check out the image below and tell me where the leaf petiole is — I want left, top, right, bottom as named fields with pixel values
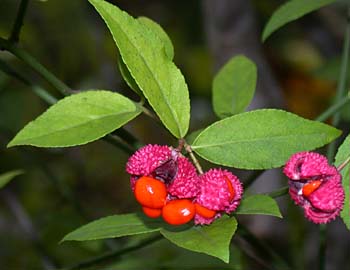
left=184, top=142, right=204, bottom=175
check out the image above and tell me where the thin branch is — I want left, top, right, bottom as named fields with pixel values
left=0, top=37, right=70, bottom=95
left=0, top=58, right=57, bottom=104
left=315, top=93, right=350, bottom=122
left=8, top=0, right=30, bottom=43
left=184, top=142, right=204, bottom=174
left=59, top=234, right=162, bottom=270
left=177, top=138, right=185, bottom=151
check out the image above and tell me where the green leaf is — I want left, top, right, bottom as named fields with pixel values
left=117, top=57, right=142, bottom=96
left=192, top=109, right=341, bottom=169
left=138, top=16, right=174, bottom=60
left=235, top=194, right=282, bottom=218
left=334, top=134, right=350, bottom=230
left=117, top=16, right=174, bottom=96
left=8, top=90, right=141, bottom=147
left=89, top=0, right=190, bottom=138
left=262, top=0, right=336, bottom=42
left=161, top=216, right=237, bottom=263
left=62, top=213, right=163, bottom=242
left=0, top=170, right=24, bottom=189
left=213, top=55, right=257, bottom=118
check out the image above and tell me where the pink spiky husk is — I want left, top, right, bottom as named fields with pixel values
left=284, top=151, right=337, bottom=180
left=194, top=168, right=243, bottom=225
left=167, top=156, right=200, bottom=199
left=194, top=212, right=222, bottom=225
left=126, top=144, right=172, bottom=177
left=284, top=151, right=345, bottom=224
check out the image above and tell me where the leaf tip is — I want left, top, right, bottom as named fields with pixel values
left=60, top=233, right=72, bottom=244
left=221, top=255, right=230, bottom=264
left=58, top=238, right=65, bottom=244
left=261, top=28, right=270, bottom=43
left=7, top=139, right=17, bottom=148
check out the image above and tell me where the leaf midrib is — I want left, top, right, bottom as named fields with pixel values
left=193, top=227, right=220, bottom=249
left=66, top=224, right=160, bottom=239
left=13, top=111, right=139, bottom=143
left=193, top=132, right=328, bottom=149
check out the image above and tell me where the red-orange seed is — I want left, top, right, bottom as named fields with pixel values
left=224, top=176, right=235, bottom=201
left=142, top=206, right=162, bottom=218
left=195, top=203, right=216, bottom=219
left=302, top=180, right=322, bottom=197
left=162, top=199, right=195, bottom=225
left=134, top=176, right=167, bottom=209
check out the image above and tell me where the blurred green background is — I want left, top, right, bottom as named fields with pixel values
left=1, top=0, right=350, bottom=269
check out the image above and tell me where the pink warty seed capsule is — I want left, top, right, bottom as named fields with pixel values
left=194, top=168, right=243, bottom=225
left=284, top=151, right=345, bottom=224
left=194, top=212, right=222, bottom=225
left=167, top=156, right=200, bottom=199
left=283, top=151, right=338, bottom=180
left=126, top=144, right=172, bottom=177
left=307, top=174, right=344, bottom=213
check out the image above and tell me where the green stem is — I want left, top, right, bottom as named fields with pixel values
left=315, top=94, right=350, bottom=122
left=0, top=37, right=70, bottom=95
left=0, top=58, right=57, bottom=104
left=9, top=0, right=29, bottom=43
left=327, top=5, right=350, bottom=161
left=60, top=234, right=162, bottom=270
left=184, top=142, right=204, bottom=174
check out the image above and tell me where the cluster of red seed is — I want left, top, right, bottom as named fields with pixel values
left=126, top=144, right=243, bottom=226
left=133, top=175, right=196, bottom=225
